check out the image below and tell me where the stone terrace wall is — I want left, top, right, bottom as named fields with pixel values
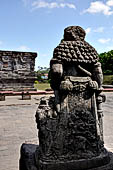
left=0, top=50, right=37, bottom=91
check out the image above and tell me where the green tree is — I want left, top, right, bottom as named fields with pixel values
left=99, top=50, right=113, bottom=75
left=36, top=66, right=50, bottom=83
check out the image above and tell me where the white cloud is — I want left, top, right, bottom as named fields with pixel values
left=31, top=1, right=76, bottom=10
left=83, top=1, right=113, bottom=16
left=32, top=1, right=57, bottom=8
left=106, top=0, right=113, bottom=7
left=60, top=3, right=65, bottom=8
left=85, top=27, right=91, bottom=34
left=98, top=38, right=111, bottom=44
left=66, top=3, right=76, bottom=9
left=94, top=27, right=104, bottom=33
left=85, top=27, right=105, bottom=34
left=18, top=45, right=30, bottom=51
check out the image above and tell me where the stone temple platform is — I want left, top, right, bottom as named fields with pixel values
left=0, top=50, right=37, bottom=91
left=0, top=93, right=113, bottom=170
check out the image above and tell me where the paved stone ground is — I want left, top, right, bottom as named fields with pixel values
left=0, top=95, right=41, bottom=170
left=0, top=93, right=113, bottom=170
left=103, top=92, right=113, bottom=152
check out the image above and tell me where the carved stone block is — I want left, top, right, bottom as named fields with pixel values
left=19, top=144, right=37, bottom=170
left=0, top=50, right=37, bottom=91
left=0, top=93, right=5, bottom=101
left=22, top=92, right=31, bottom=100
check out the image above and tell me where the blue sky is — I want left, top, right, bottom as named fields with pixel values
left=0, top=0, right=113, bottom=70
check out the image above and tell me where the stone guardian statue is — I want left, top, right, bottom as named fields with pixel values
left=35, top=26, right=110, bottom=170
left=20, top=26, right=112, bottom=170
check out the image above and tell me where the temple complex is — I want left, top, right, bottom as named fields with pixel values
left=0, top=50, right=37, bottom=91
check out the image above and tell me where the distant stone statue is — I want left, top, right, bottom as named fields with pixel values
left=20, top=26, right=112, bottom=170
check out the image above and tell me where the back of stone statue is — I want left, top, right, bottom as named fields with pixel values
left=34, top=26, right=110, bottom=170
left=20, top=26, right=111, bottom=170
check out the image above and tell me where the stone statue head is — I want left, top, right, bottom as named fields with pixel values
left=64, top=26, right=86, bottom=41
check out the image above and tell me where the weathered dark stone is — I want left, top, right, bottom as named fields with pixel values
left=20, top=26, right=112, bottom=170
left=20, top=144, right=113, bottom=170
left=51, top=26, right=98, bottom=66
left=35, top=26, right=110, bottom=169
left=0, top=93, right=5, bottom=101
left=22, top=92, right=31, bottom=100
left=0, top=50, right=37, bottom=91
left=19, top=144, right=38, bottom=170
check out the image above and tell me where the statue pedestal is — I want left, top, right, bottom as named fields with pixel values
left=20, top=144, right=113, bottom=170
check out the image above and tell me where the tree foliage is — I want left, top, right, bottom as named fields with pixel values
left=36, top=66, right=50, bottom=82
left=99, top=50, right=113, bottom=75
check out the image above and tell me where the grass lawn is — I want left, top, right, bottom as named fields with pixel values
left=103, top=75, right=113, bottom=85
left=34, top=75, right=113, bottom=90
left=34, top=83, right=50, bottom=90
